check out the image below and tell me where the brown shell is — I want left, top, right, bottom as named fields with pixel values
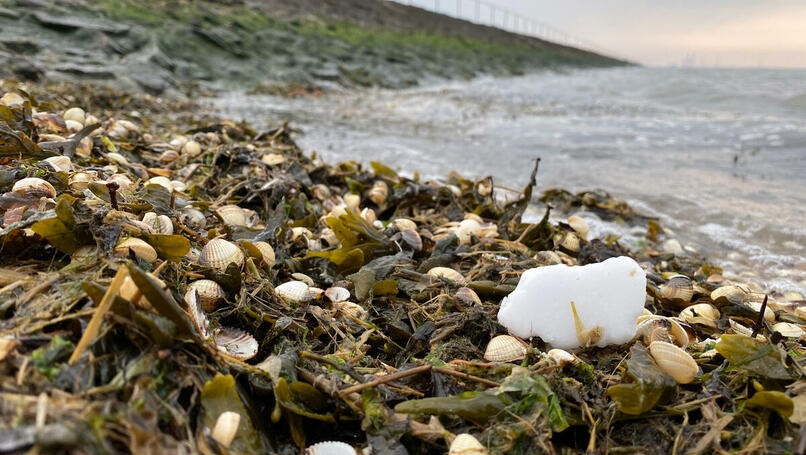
left=251, top=241, right=276, bottom=267
left=454, top=287, right=481, bottom=307
left=187, top=279, right=226, bottom=312
left=427, top=267, right=466, bottom=284
left=114, top=238, right=158, bottom=263
left=367, top=180, right=388, bottom=205
left=215, top=326, right=258, bottom=361
left=547, top=348, right=577, bottom=367
left=649, top=341, right=699, bottom=384
left=12, top=177, right=57, bottom=199
left=199, top=238, right=244, bottom=273
left=635, top=316, right=690, bottom=348
left=659, top=275, right=695, bottom=304
left=484, top=335, right=528, bottom=362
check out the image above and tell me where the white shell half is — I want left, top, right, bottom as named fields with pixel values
left=199, top=238, right=244, bottom=273
left=305, top=441, right=357, bottom=455
left=276, top=280, right=314, bottom=303
left=215, top=327, right=258, bottom=361
left=484, top=335, right=527, bottom=362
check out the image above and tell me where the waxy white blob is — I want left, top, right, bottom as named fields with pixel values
left=497, top=256, right=646, bottom=349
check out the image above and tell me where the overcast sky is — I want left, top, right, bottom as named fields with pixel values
left=403, top=0, right=806, bottom=67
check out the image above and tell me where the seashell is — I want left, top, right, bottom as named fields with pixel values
left=399, top=229, right=422, bottom=251
left=556, top=231, right=581, bottom=253
left=199, top=238, right=244, bottom=273
left=743, top=299, right=775, bottom=324
left=455, top=219, right=481, bottom=245
left=291, top=273, right=315, bottom=287
left=12, top=177, right=57, bottom=199
left=0, top=92, right=25, bottom=107
left=476, top=176, right=493, bottom=197
left=449, top=433, right=487, bottom=455
left=169, top=136, right=188, bottom=149
left=106, top=152, right=129, bottom=166
left=179, top=207, right=206, bottom=230
left=311, top=184, right=331, bottom=201
left=659, top=275, right=694, bottom=304
left=534, top=250, right=564, bottom=266
left=42, top=156, right=72, bottom=172
left=454, top=287, right=481, bottom=306
left=261, top=153, right=285, bottom=166
left=393, top=218, right=417, bottom=232
left=711, top=285, right=749, bottom=307
left=427, top=267, right=466, bottom=284
left=216, top=204, right=259, bottom=227
left=184, top=287, right=210, bottom=338
left=114, top=238, right=158, bottom=263
left=547, top=348, right=577, bottom=367
left=181, top=140, right=201, bottom=156
left=158, top=149, right=180, bottom=164
left=68, top=171, right=96, bottom=192
left=484, top=335, right=528, bottom=362
left=63, top=107, right=86, bottom=123
left=648, top=341, right=699, bottom=384
left=567, top=215, right=589, bottom=240
left=108, top=173, right=135, bottom=190
left=211, top=411, right=240, bottom=448
left=772, top=322, right=805, bottom=338
left=76, top=136, right=93, bottom=157
left=727, top=319, right=766, bottom=341
left=662, top=239, right=684, bottom=255
left=290, top=227, right=313, bottom=242
left=343, top=193, right=360, bottom=210
left=251, top=241, right=276, bottom=267
left=275, top=280, right=314, bottom=304
left=215, top=326, right=258, bottom=361
left=305, top=441, right=357, bottom=455
left=141, top=212, right=173, bottom=235
left=325, top=287, right=351, bottom=303
left=679, top=303, right=720, bottom=328
left=65, top=119, right=83, bottom=133
left=367, top=180, right=388, bottom=205
left=635, top=316, right=689, bottom=348
left=360, top=207, right=376, bottom=224
left=334, top=301, right=367, bottom=320
left=187, top=280, right=226, bottom=312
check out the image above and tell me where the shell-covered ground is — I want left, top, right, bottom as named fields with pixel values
left=0, top=82, right=804, bottom=454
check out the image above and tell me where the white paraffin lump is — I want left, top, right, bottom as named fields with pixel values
left=497, top=256, right=646, bottom=349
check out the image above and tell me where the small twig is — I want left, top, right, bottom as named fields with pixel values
left=339, top=364, right=432, bottom=396
left=106, top=181, right=119, bottom=210
left=301, top=351, right=365, bottom=383
left=751, top=294, right=768, bottom=338
left=68, top=267, right=128, bottom=365
left=433, top=366, right=500, bottom=387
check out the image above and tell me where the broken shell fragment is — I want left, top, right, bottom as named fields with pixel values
left=199, top=238, right=244, bottom=273
left=215, top=326, right=258, bottom=360
left=42, top=156, right=72, bottom=172
left=12, top=177, right=57, bottom=199
left=324, top=286, right=351, bottom=303
left=648, top=341, right=699, bottom=384
left=114, top=238, right=158, bottom=263
left=449, top=433, right=488, bottom=455
left=427, top=267, right=466, bottom=284
left=187, top=280, right=226, bottom=312
left=211, top=411, right=240, bottom=449
left=484, top=335, right=528, bottom=362
left=275, top=280, right=314, bottom=303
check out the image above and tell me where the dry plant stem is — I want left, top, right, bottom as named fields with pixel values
left=751, top=294, right=768, bottom=338
left=301, top=351, right=365, bottom=383
left=68, top=266, right=129, bottom=364
left=297, top=367, right=363, bottom=414
left=432, top=366, right=500, bottom=387
left=174, top=220, right=208, bottom=244
left=339, top=364, right=432, bottom=396
left=17, top=275, right=59, bottom=306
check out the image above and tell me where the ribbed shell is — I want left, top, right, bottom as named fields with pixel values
left=649, top=341, right=699, bottom=384
left=427, top=267, right=466, bottom=284
left=251, top=241, right=276, bottom=267
left=557, top=231, right=581, bottom=253
left=275, top=280, right=314, bottom=303
left=367, top=180, right=388, bottom=205
left=215, top=326, right=258, bottom=361
left=635, top=316, right=690, bottom=348
left=547, top=348, right=577, bottom=367
left=43, top=156, right=72, bottom=172
left=305, top=441, right=357, bottom=455
left=199, top=238, right=244, bottom=273
left=114, top=238, right=158, bottom=263
left=659, top=275, right=695, bottom=303
left=449, top=433, right=488, bottom=455
left=142, top=212, right=173, bottom=235
left=12, top=177, right=57, bottom=199
left=184, top=289, right=210, bottom=339
left=216, top=205, right=258, bottom=227
left=325, top=286, right=351, bottom=303
left=484, top=335, right=528, bottom=362
left=567, top=215, right=589, bottom=240
left=711, top=285, right=749, bottom=307
left=187, top=280, right=226, bottom=312
left=211, top=411, right=240, bottom=448
left=454, top=287, right=481, bottom=306
left=772, top=322, right=805, bottom=338
left=679, top=303, right=720, bottom=328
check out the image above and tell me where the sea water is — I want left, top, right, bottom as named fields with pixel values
left=213, top=67, right=806, bottom=293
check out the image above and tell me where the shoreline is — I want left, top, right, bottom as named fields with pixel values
left=0, top=82, right=802, bottom=452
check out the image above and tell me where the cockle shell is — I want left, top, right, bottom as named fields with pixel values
left=547, top=348, right=577, bottom=367
left=199, top=238, right=244, bottom=273
left=142, top=212, right=173, bottom=235
left=635, top=316, right=689, bottom=348
left=63, top=107, right=85, bottom=123
left=187, top=280, right=226, bottom=312
left=427, top=267, right=466, bottom=284
left=484, top=335, right=528, bottom=362
left=399, top=229, right=422, bottom=251
left=367, top=180, right=388, bottom=205
left=275, top=280, right=314, bottom=303
left=455, top=219, right=481, bottom=245
left=181, top=140, right=201, bottom=156
left=648, top=341, right=699, bottom=384
left=215, top=326, right=258, bottom=360
left=42, top=156, right=72, bottom=172
left=12, top=177, right=56, bottom=199
left=454, top=287, right=481, bottom=307
left=711, top=285, right=749, bottom=307
left=393, top=218, right=417, bottom=232
left=659, top=275, right=695, bottom=304
left=216, top=205, right=258, bottom=227
left=184, top=288, right=210, bottom=339
left=449, top=433, right=488, bottom=455
left=679, top=303, right=720, bottom=328
left=114, top=238, right=158, bottom=263
left=772, top=322, right=805, bottom=338
left=556, top=231, right=581, bottom=253
left=305, top=441, right=357, bottom=455
left=567, top=215, right=589, bottom=240
left=68, top=171, right=96, bottom=192
left=211, top=411, right=240, bottom=448
left=250, top=241, right=276, bottom=267
left=158, top=150, right=179, bottom=164
left=179, top=207, right=206, bottom=230
left=343, top=193, right=360, bottom=210
left=333, top=301, right=367, bottom=320
left=0, top=92, right=25, bottom=107
left=325, top=286, right=351, bottom=303
left=65, top=119, right=83, bottom=133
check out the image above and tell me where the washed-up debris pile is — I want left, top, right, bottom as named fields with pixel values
left=0, top=84, right=803, bottom=454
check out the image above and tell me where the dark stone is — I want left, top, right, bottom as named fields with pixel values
left=53, top=63, right=116, bottom=79
left=1, top=39, right=41, bottom=54
left=33, top=11, right=130, bottom=35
